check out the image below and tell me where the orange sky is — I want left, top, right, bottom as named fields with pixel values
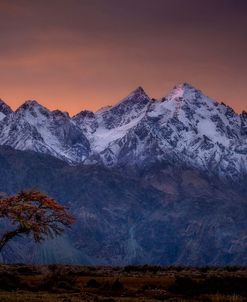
left=0, top=0, right=247, bottom=115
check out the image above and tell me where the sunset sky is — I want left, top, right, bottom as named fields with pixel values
left=0, top=0, right=246, bottom=115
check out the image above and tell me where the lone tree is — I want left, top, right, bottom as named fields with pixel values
left=0, top=191, right=74, bottom=252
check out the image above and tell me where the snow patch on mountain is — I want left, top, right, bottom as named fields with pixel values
left=0, top=112, right=5, bottom=121
left=197, top=119, right=228, bottom=146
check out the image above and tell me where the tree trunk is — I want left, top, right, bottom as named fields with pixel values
left=0, top=228, right=25, bottom=252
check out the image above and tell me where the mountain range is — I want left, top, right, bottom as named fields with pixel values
left=0, top=83, right=247, bottom=265
left=1, top=83, right=247, bottom=180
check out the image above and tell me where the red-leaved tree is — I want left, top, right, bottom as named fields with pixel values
left=0, top=191, right=74, bottom=252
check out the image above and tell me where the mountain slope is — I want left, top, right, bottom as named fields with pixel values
left=0, top=98, right=12, bottom=116
left=0, top=99, right=12, bottom=121
left=0, top=146, right=247, bottom=265
left=73, top=86, right=152, bottom=165
left=0, top=101, right=90, bottom=163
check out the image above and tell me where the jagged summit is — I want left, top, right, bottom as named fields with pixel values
left=15, top=99, right=49, bottom=114
left=126, top=86, right=150, bottom=100
left=130, top=86, right=147, bottom=96
left=174, top=82, right=200, bottom=91
left=176, top=82, right=197, bottom=90
left=73, top=110, right=95, bottom=119
left=20, top=99, right=41, bottom=107
left=0, top=98, right=13, bottom=115
left=111, top=86, right=150, bottom=109
left=164, top=82, right=204, bottom=101
left=52, top=109, right=70, bottom=119
left=0, top=83, right=221, bottom=116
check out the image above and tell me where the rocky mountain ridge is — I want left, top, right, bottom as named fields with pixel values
left=1, top=83, right=247, bottom=180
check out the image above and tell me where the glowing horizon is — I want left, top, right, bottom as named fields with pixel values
left=0, top=0, right=246, bottom=115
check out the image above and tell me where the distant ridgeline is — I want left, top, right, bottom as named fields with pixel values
left=0, top=83, right=247, bottom=265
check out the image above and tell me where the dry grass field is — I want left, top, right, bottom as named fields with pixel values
left=0, top=265, right=247, bottom=301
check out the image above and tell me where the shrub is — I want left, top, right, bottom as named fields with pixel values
left=111, top=279, right=124, bottom=291
left=86, top=279, right=101, bottom=288
left=0, top=271, right=23, bottom=291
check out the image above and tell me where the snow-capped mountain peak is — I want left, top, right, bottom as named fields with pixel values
left=166, top=82, right=196, bottom=100
left=0, top=99, right=90, bottom=163
left=96, top=87, right=151, bottom=127
left=16, top=99, right=44, bottom=110
left=15, top=100, right=51, bottom=119
left=118, top=86, right=149, bottom=104
left=1, top=84, right=247, bottom=179
left=127, top=86, right=149, bottom=99
left=163, top=82, right=214, bottom=105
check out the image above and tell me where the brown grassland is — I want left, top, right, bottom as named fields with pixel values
left=0, top=265, right=247, bottom=302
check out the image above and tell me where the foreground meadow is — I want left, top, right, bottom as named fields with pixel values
left=0, top=265, right=247, bottom=301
